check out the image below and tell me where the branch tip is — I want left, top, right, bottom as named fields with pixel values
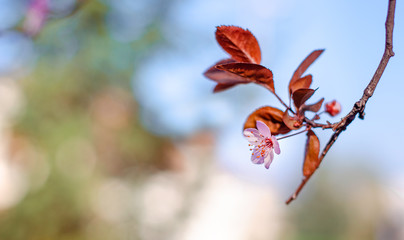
left=285, top=0, right=396, bottom=204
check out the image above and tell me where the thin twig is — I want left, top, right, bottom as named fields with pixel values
left=286, top=0, right=396, bottom=204
left=277, top=128, right=309, bottom=140
left=274, top=92, right=290, bottom=110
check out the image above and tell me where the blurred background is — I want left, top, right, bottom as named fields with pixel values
left=0, top=0, right=403, bottom=239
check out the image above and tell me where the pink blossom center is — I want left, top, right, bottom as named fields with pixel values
left=254, top=136, right=273, bottom=151
left=264, top=138, right=273, bottom=148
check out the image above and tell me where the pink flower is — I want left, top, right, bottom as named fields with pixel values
left=243, top=120, right=281, bottom=169
left=325, top=100, right=341, bottom=116
left=23, top=0, right=49, bottom=37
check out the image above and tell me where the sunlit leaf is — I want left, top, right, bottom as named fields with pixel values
left=216, top=63, right=275, bottom=93
left=215, top=25, right=261, bottom=64
left=290, top=49, right=324, bottom=84
left=204, top=59, right=250, bottom=92
left=301, top=98, right=324, bottom=113
left=244, top=106, right=291, bottom=135
left=303, top=130, right=320, bottom=177
left=292, top=88, right=316, bottom=109
left=289, top=75, right=312, bottom=96
left=204, top=59, right=249, bottom=84
left=282, top=110, right=303, bottom=130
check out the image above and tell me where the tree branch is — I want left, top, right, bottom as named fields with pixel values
left=305, top=117, right=335, bottom=129
left=286, top=0, right=396, bottom=205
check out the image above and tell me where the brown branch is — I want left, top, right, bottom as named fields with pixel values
left=305, top=117, right=335, bottom=129
left=286, top=0, right=396, bottom=205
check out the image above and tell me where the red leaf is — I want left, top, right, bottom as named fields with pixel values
left=216, top=63, right=275, bottom=93
left=292, top=88, right=316, bottom=109
left=213, top=83, right=238, bottom=92
left=204, top=59, right=250, bottom=84
left=290, top=49, right=324, bottom=84
left=215, top=26, right=261, bottom=64
left=282, top=110, right=303, bottom=130
left=204, top=59, right=250, bottom=92
left=289, top=75, right=312, bottom=96
left=244, top=106, right=291, bottom=135
left=301, top=98, right=324, bottom=113
left=303, top=130, right=320, bottom=177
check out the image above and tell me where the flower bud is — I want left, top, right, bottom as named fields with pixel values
left=325, top=100, right=341, bottom=116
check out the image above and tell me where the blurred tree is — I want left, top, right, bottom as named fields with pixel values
left=0, top=0, right=178, bottom=239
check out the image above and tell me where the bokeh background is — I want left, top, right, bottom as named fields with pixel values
left=0, top=0, right=403, bottom=239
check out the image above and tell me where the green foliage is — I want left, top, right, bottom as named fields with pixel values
left=0, top=0, right=171, bottom=239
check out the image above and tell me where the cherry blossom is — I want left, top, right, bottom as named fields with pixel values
left=243, top=120, right=281, bottom=169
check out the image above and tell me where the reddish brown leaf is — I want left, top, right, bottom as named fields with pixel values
left=290, top=49, right=324, bottom=84
left=303, top=130, right=320, bottom=177
left=244, top=106, right=291, bottom=135
left=282, top=110, right=303, bottom=130
left=215, top=26, right=261, bottom=64
left=216, top=63, right=275, bottom=93
left=292, top=88, right=316, bottom=109
left=301, top=98, right=324, bottom=113
left=204, top=59, right=250, bottom=84
left=213, top=83, right=238, bottom=92
left=289, top=75, right=312, bottom=96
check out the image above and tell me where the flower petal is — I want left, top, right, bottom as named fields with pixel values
left=256, top=120, right=271, bottom=137
left=264, top=151, right=274, bottom=169
left=251, top=155, right=264, bottom=164
left=243, top=128, right=262, bottom=144
left=272, top=136, right=281, bottom=155
left=251, top=147, right=265, bottom=164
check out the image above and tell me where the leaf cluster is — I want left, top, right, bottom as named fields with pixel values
left=204, top=26, right=338, bottom=188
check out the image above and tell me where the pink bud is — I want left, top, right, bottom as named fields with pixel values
left=325, top=100, right=341, bottom=116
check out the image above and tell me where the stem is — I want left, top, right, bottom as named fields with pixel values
left=277, top=129, right=309, bottom=140
left=304, top=117, right=334, bottom=129
left=286, top=0, right=396, bottom=204
left=274, top=92, right=289, bottom=109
